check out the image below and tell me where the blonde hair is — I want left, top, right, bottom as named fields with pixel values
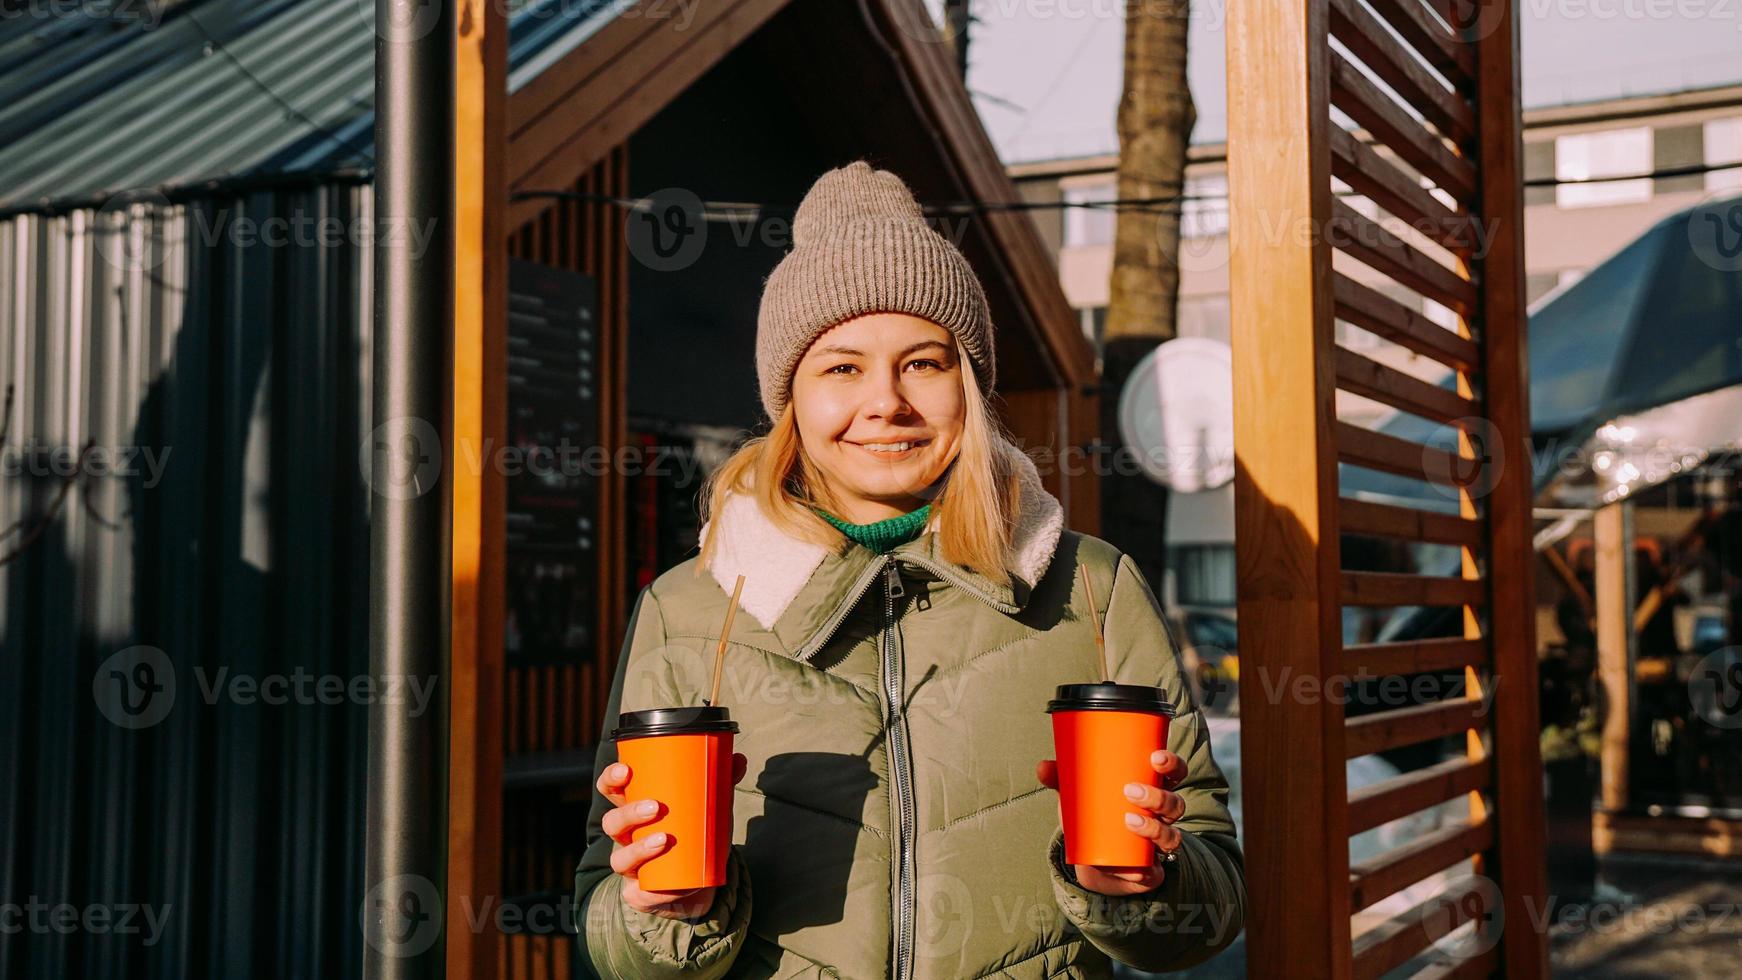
left=697, top=338, right=1022, bottom=585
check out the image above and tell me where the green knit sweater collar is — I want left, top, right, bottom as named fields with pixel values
left=812, top=503, right=932, bottom=554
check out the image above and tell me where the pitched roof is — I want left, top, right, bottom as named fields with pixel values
left=0, top=0, right=619, bottom=210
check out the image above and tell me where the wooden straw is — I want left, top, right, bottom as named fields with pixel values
left=706, top=574, right=746, bottom=707
left=1079, top=564, right=1109, bottom=684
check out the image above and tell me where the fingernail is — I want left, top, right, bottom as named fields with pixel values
left=637, top=800, right=657, bottom=816
left=1123, top=783, right=1145, bottom=800
left=647, top=832, right=667, bottom=847
left=610, top=763, right=627, bottom=779
left=1125, top=812, right=1144, bottom=829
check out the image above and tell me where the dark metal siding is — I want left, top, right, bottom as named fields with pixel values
left=0, top=182, right=375, bottom=979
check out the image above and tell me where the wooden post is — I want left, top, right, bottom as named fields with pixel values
left=1595, top=501, right=1632, bottom=814
left=1476, top=1, right=1551, bottom=971
left=1227, top=0, right=1351, bottom=975
left=449, top=0, right=507, bottom=976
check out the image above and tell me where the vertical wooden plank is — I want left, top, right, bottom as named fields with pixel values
left=1227, top=0, right=1350, bottom=976
left=1475, top=3, right=1550, bottom=975
left=1595, top=501, right=1631, bottom=813
left=601, top=147, right=631, bottom=715
left=450, top=0, right=508, bottom=976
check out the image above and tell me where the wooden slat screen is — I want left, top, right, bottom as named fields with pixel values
left=1229, top=0, right=1547, bottom=976
left=494, top=145, right=633, bottom=980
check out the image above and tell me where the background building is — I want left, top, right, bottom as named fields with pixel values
left=1005, top=82, right=1742, bottom=610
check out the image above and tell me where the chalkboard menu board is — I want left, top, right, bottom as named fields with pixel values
left=505, top=259, right=600, bottom=665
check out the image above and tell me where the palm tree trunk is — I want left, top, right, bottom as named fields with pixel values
left=1101, top=1, right=1196, bottom=592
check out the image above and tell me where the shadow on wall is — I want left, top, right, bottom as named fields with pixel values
left=0, top=187, right=373, bottom=979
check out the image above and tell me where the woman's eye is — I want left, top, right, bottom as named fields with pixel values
left=906, top=359, right=942, bottom=372
left=826, top=363, right=858, bottom=375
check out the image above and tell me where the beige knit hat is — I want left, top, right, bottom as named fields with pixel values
left=755, top=160, right=995, bottom=422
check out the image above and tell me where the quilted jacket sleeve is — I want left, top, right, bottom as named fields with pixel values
left=1045, top=552, right=1246, bottom=972
left=573, top=586, right=754, bottom=979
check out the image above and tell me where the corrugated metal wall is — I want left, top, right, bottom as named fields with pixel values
left=0, top=181, right=375, bottom=979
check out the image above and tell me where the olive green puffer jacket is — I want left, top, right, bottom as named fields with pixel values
left=573, top=442, right=1245, bottom=978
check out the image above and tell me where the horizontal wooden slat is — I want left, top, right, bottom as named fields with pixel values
left=1331, top=128, right=1478, bottom=257
left=1347, top=697, right=1485, bottom=758
left=1331, top=52, right=1477, bottom=206
left=1351, top=817, right=1493, bottom=911
left=1329, top=0, right=1476, bottom=147
left=1349, top=756, right=1491, bottom=834
left=1331, top=199, right=1478, bottom=316
left=1352, top=874, right=1492, bottom=979
left=1364, top=0, right=1477, bottom=86
left=1411, top=946, right=1499, bottom=980
left=1336, top=420, right=1477, bottom=489
left=1345, top=637, right=1489, bottom=676
left=1336, top=347, right=1479, bottom=424
left=1343, top=570, right=1484, bottom=607
left=1334, top=273, right=1480, bottom=371
left=1340, top=497, right=1482, bottom=547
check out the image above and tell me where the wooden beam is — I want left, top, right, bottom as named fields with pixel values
left=1593, top=811, right=1742, bottom=858
left=1351, top=874, right=1491, bottom=980
left=1346, top=698, right=1484, bottom=759
left=1341, top=570, right=1486, bottom=607
left=1349, top=756, right=1491, bottom=835
left=1474, top=4, right=1549, bottom=969
left=1334, top=273, right=1481, bottom=372
left=1328, top=0, right=1476, bottom=147
left=1340, top=497, right=1484, bottom=548
left=1228, top=0, right=1352, bottom=973
left=1363, top=0, right=1477, bottom=86
left=1335, top=346, right=1481, bottom=425
left=450, top=0, right=508, bottom=976
left=1330, top=128, right=1478, bottom=258
left=1595, top=501, right=1631, bottom=813
left=1345, top=637, right=1488, bottom=677
left=1336, top=420, right=1475, bottom=489
left=1349, top=816, right=1493, bottom=911
left=1330, top=51, right=1477, bottom=206
left=1330, top=199, right=1478, bottom=316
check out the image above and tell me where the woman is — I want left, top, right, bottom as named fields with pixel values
left=574, top=161, right=1243, bottom=979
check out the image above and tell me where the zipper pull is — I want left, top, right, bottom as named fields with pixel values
left=885, top=560, right=905, bottom=599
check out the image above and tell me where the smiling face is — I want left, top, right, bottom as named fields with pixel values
left=789, top=312, right=967, bottom=524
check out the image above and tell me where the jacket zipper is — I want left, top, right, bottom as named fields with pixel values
left=882, top=559, right=916, bottom=980
left=792, top=556, right=892, bottom=664
left=899, top=553, right=1020, bottom=613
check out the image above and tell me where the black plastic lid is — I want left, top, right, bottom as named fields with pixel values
left=1046, top=682, right=1174, bottom=716
left=611, top=705, right=740, bottom=741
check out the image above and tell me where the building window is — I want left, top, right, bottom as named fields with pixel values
left=1706, top=117, right=1742, bottom=193
left=1555, top=127, right=1652, bottom=209
left=1063, top=181, right=1117, bottom=247
left=1181, top=173, right=1229, bottom=239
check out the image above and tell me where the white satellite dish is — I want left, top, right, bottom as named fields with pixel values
left=1117, top=337, right=1235, bottom=492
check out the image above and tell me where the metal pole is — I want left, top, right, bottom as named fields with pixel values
left=363, top=0, right=453, bottom=976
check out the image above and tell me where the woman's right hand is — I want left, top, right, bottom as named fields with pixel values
left=596, top=755, right=749, bottom=920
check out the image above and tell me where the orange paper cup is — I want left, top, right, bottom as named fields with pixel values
left=611, top=705, right=739, bottom=892
left=1047, top=682, right=1174, bottom=868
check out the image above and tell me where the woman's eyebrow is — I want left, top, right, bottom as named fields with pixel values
left=816, top=340, right=951, bottom=358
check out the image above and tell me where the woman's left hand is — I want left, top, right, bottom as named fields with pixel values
left=1036, top=749, right=1187, bottom=897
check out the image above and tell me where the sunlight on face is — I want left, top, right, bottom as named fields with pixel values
left=790, top=313, right=966, bottom=524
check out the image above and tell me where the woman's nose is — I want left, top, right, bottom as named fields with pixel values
left=865, top=368, right=912, bottom=417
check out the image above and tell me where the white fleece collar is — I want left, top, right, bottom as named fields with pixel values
left=698, top=438, right=1066, bottom=631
